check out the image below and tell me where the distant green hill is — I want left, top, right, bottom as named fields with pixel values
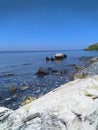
left=85, top=43, right=98, bottom=51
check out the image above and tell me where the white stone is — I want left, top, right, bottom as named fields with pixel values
left=55, top=53, right=64, bottom=57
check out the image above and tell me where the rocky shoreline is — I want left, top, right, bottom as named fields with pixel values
left=0, top=55, right=92, bottom=110
left=74, top=57, right=98, bottom=79
left=0, top=57, right=98, bottom=130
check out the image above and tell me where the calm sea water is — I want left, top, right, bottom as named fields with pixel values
left=0, top=50, right=98, bottom=109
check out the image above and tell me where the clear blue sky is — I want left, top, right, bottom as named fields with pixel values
left=0, top=0, right=98, bottom=51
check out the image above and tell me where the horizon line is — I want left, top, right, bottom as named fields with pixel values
left=0, top=49, right=83, bottom=52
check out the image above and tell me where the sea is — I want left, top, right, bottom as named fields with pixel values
left=0, top=50, right=98, bottom=109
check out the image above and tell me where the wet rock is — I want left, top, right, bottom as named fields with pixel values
left=4, top=97, right=18, bottom=110
left=79, top=56, right=94, bottom=67
left=60, top=69, right=67, bottom=75
left=22, top=97, right=36, bottom=106
left=51, top=69, right=59, bottom=74
left=46, top=53, right=67, bottom=62
left=47, top=67, right=52, bottom=71
left=12, top=94, right=17, bottom=98
left=68, top=64, right=83, bottom=70
left=79, top=56, right=93, bottom=62
left=68, top=64, right=77, bottom=67
left=46, top=57, right=50, bottom=61
left=89, top=57, right=98, bottom=65
left=55, top=53, right=67, bottom=60
left=46, top=57, right=55, bottom=61
left=75, top=72, right=88, bottom=79
left=74, top=57, right=98, bottom=79
left=50, top=57, right=55, bottom=61
left=75, top=65, right=84, bottom=71
left=22, top=63, right=31, bottom=66
left=2, top=73, right=15, bottom=77
left=10, top=87, right=17, bottom=94
left=36, top=67, right=49, bottom=76
left=21, top=86, right=29, bottom=91
left=5, top=97, right=12, bottom=101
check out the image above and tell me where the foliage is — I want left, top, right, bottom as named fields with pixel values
left=85, top=43, right=98, bottom=50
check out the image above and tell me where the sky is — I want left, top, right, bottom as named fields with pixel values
left=0, top=0, right=98, bottom=51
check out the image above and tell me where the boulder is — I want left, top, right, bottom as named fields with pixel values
left=89, top=57, right=98, bottom=64
left=10, top=87, right=17, bottom=94
left=60, top=69, right=67, bottom=75
left=36, top=67, right=49, bottom=76
left=74, top=72, right=88, bottom=79
left=75, top=65, right=84, bottom=71
left=21, top=86, right=29, bottom=91
left=21, top=97, right=36, bottom=106
left=55, top=53, right=67, bottom=60
left=2, top=73, right=15, bottom=77
left=50, top=57, right=55, bottom=61
left=46, top=57, right=50, bottom=61
left=51, top=69, right=59, bottom=74
left=0, top=76, right=98, bottom=130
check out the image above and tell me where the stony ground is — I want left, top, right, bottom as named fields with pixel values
left=74, top=57, right=98, bottom=79
left=82, top=61, right=98, bottom=76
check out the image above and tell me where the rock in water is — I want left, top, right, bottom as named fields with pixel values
left=0, top=76, right=98, bottom=130
left=21, top=97, right=36, bottom=106
left=46, top=57, right=50, bottom=61
left=36, top=67, right=49, bottom=76
left=55, top=53, right=67, bottom=60
left=10, top=87, right=17, bottom=94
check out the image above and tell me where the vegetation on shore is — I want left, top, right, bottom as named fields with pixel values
left=85, top=43, right=98, bottom=50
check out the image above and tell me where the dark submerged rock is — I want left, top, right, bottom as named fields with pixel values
left=78, top=56, right=93, bottom=62
left=22, top=63, right=31, bottom=66
left=51, top=69, right=59, bottom=74
left=10, top=87, right=17, bottom=95
left=51, top=57, right=55, bottom=61
left=63, top=54, right=67, bottom=58
left=46, top=57, right=50, bottom=61
left=36, top=67, right=49, bottom=76
left=2, top=73, right=15, bottom=77
left=68, top=64, right=77, bottom=67
left=75, top=65, right=84, bottom=71
left=60, top=69, right=67, bottom=75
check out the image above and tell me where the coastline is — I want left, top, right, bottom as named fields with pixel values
left=74, top=57, right=98, bottom=79
left=0, top=57, right=98, bottom=130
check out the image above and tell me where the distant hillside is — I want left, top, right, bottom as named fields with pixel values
left=85, top=43, right=98, bottom=51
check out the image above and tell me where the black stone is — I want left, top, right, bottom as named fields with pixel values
left=36, top=67, right=49, bottom=76
left=46, top=57, right=50, bottom=61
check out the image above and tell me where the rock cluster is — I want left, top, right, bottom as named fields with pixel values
left=74, top=57, right=98, bottom=79
left=46, top=53, right=67, bottom=61
left=0, top=76, right=98, bottom=130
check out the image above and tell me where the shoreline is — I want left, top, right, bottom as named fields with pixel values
left=0, top=56, right=98, bottom=109
left=74, top=57, right=98, bottom=79
left=0, top=75, right=98, bottom=130
left=0, top=57, right=98, bottom=129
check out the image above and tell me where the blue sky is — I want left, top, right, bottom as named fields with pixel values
left=0, top=0, right=98, bottom=51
